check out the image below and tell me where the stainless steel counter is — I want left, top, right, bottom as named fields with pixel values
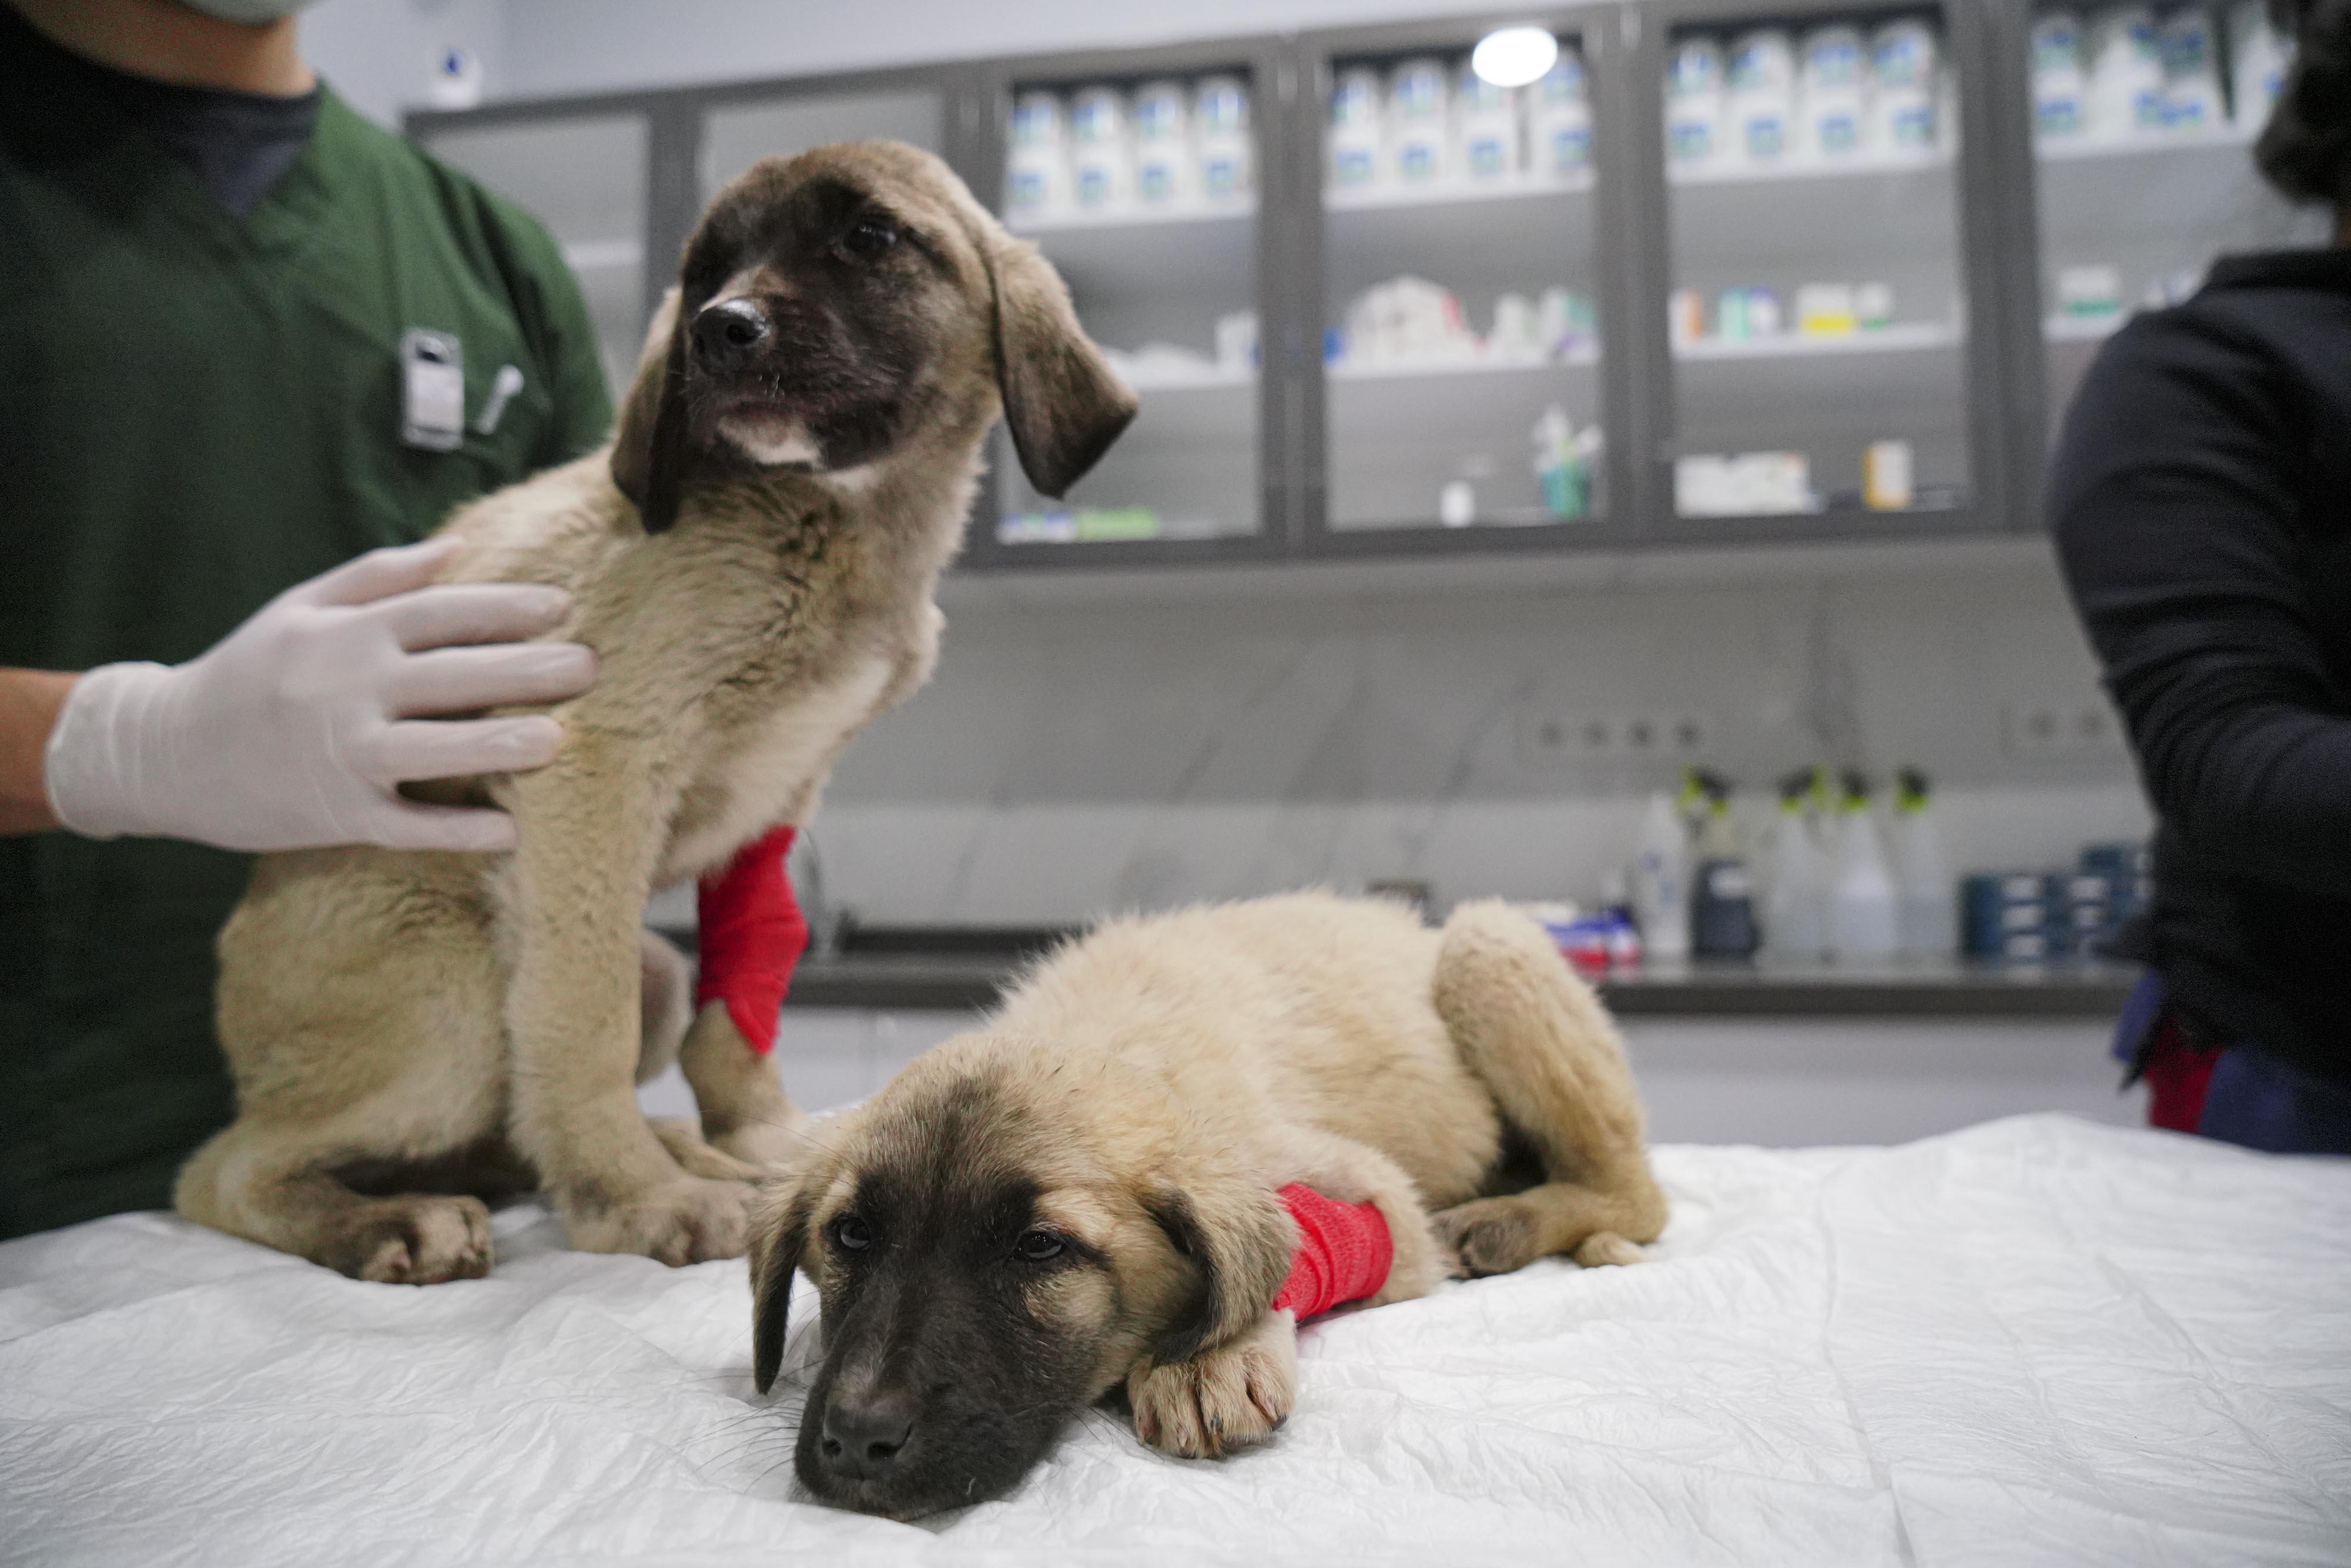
left=673, top=924, right=2138, bottom=1018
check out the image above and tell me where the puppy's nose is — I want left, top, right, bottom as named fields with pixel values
left=819, top=1393, right=917, bottom=1480
left=691, top=298, right=769, bottom=373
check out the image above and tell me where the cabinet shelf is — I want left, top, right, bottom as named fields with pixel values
left=1324, top=170, right=1594, bottom=213
left=1668, top=146, right=1952, bottom=187
left=1007, top=199, right=1255, bottom=237
left=2042, top=314, right=2122, bottom=343
left=2034, top=124, right=2256, bottom=162
left=1675, top=321, right=1961, bottom=361
left=1329, top=349, right=1599, bottom=381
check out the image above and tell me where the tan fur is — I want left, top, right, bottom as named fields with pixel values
left=174, top=142, right=1135, bottom=1282
left=759, top=892, right=1666, bottom=1465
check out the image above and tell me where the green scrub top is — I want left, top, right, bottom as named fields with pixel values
left=0, top=78, right=615, bottom=1239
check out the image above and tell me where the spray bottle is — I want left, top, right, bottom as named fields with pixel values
left=1684, top=768, right=1759, bottom=957
left=1631, top=790, right=1692, bottom=961
left=1763, top=765, right=1830, bottom=959
left=1889, top=766, right=1957, bottom=957
left=1828, top=770, right=1898, bottom=960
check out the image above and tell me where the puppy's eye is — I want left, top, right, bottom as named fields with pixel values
left=831, top=1214, right=874, bottom=1252
left=1014, top=1229, right=1065, bottom=1262
left=838, top=214, right=898, bottom=261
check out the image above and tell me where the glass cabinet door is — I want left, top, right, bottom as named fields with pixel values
left=1321, top=28, right=1611, bottom=532
left=990, top=61, right=1268, bottom=550
left=417, top=113, right=651, bottom=401
left=2028, top=1, right=2323, bottom=430
left=1660, top=9, right=1975, bottom=523
left=699, top=85, right=946, bottom=197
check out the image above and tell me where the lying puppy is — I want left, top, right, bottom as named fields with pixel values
left=750, top=892, right=1669, bottom=1519
left=175, top=142, right=1134, bottom=1282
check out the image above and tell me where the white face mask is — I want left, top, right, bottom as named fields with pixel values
left=176, top=0, right=327, bottom=23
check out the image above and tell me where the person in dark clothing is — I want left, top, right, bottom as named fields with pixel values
left=0, top=0, right=611, bottom=1238
left=2051, top=0, right=2351, bottom=1154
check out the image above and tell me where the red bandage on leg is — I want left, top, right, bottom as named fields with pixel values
left=1271, top=1184, right=1393, bottom=1319
left=693, top=825, right=809, bottom=1057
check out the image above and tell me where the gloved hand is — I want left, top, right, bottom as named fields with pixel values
left=43, top=537, right=595, bottom=853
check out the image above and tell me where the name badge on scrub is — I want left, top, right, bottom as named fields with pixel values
left=400, top=328, right=464, bottom=451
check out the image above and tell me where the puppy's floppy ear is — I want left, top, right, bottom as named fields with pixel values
left=749, top=1179, right=815, bottom=1395
left=1141, top=1181, right=1295, bottom=1368
left=610, top=287, right=692, bottom=535
left=984, top=233, right=1138, bottom=499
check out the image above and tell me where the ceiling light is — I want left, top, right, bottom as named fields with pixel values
left=1471, top=26, right=1559, bottom=88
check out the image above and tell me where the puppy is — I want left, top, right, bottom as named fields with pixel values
left=174, top=142, right=1134, bottom=1282
left=750, top=892, right=1668, bottom=1520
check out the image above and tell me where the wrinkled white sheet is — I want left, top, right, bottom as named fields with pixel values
left=4, top=1114, right=2346, bottom=1568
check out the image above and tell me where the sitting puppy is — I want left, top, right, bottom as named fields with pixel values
left=174, top=142, right=1134, bottom=1282
left=749, top=892, right=1669, bottom=1520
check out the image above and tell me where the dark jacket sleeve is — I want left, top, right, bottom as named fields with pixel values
left=2051, top=307, right=2351, bottom=900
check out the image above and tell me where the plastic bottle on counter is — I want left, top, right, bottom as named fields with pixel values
left=1889, top=767, right=1958, bottom=957
left=1067, top=86, right=1133, bottom=213
left=1454, top=59, right=1523, bottom=180
left=1632, top=790, right=1692, bottom=961
left=1386, top=58, right=1451, bottom=185
left=1685, top=769, right=1760, bottom=958
left=1130, top=79, right=1196, bottom=207
left=1194, top=75, right=1254, bottom=202
left=1763, top=766, right=1830, bottom=959
left=1827, top=770, right=1899, bottom=960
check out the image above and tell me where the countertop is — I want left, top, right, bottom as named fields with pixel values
left=662, top=924, right=2141, bottom=1018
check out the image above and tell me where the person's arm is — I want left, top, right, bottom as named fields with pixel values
left=21, top=537, right=597, bottom=854
left=2052, top=311, right=2351, bottom=899
left=0, top=669, right=76, bottom=834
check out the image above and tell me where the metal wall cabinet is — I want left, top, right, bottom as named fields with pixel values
left=957, top=39, right=1301, bottom=571
left=1620, top=0, right=2022, bottom=547
left=409, top=66, right=980, bottom=421
left=407, top=1, right=2326, bottom=572
left=410, top=93, right=666, bottom=401
left=2005, top=0, right=2326, bottom=514
left=1294, top=11, right=1646, bottom=558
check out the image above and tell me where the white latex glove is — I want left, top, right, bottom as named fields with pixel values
left=43, top=537, right=595, bottom=853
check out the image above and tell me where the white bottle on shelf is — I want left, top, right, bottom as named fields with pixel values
left=2158, top=8, right=2226, bottom=133
left=1328, top=66, right=1385, bottom=192
left=1067, top=85, right=1132, bottom=213
left=1632, top=791, right=1693, bottom=961
left=1888, top=768, right=1957, bottom=957
left=1004, top=90, right=1072, bottom=220
left=1129, top=79, right=1195, bottom=208
left=1454, top=59, right=1523, bottom=182
left=1727, top=27, right=1797, bottom=165
left=1827, top=773, right=1900, bottom=961
left=1665, top=36, right=1729, bottom=168
left=1867, top=19, right=1941, bottom=155
left=1194, top=75, right=1254, bottom=203
left=2031, top=12, right=2091, bottom=140
left=2085, top=5, right=2166, bottom=141
left=1387, top=57, right=1451, bottom=185
left=1796, top=24, right=1867, bottom=159
left=2230, top=0, right=2292, bottom=125
left=1526, top=47, right=1593, bottom=180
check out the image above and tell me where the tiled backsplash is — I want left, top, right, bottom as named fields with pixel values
left=725, top=544, right=2151, bottom=929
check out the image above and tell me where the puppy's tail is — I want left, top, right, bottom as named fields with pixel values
left=1432, top=900, right=1667, bottom=1255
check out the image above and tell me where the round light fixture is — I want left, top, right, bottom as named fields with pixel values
left=1471, top=25, right=1559, bottom=88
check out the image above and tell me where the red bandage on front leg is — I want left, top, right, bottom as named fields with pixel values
left=1270, top=1184, right=1393, bottom=1319
left=693, top=825, right=809, bottom=1057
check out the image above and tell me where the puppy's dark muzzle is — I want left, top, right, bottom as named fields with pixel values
left=816, top=1391, right=917, bottom=1483
left=691, top=297, right=771, bottom=376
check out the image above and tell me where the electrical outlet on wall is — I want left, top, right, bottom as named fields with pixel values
left=1520, top=709, right=1712, bottom=770
left=2002, top=699, right=2127, bottom=759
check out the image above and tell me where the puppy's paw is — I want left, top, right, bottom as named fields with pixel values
left=1433, top=1196, right=1541, bottom=1278
left=708, top=1117, right=808, bottom=1171
left=341, top=1195, right=494, bottom=1285
left=569, top=1175, right=752, bottom=1265
left=1572, top=1230, right=1646, bottom=1268
left=1127, top=1310, right=1298, bottom=1460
